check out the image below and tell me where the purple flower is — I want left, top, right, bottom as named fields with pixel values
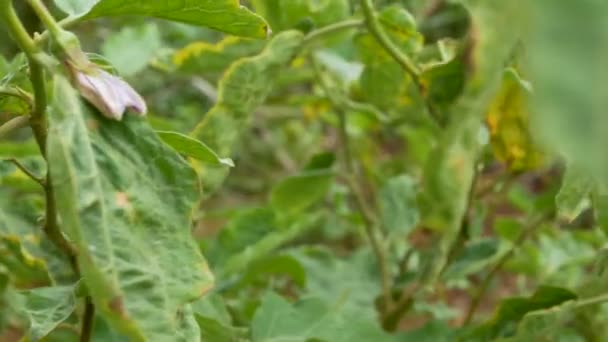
left=68, top=62, right=147, bottom=121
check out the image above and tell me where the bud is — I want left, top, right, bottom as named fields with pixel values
left=67, top=62, right=147, bottom=121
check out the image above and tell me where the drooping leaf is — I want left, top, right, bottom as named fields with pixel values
left=54, top=0, right=269, bottom=39
left=378, top=174, right=419, bottom=237
left=101, top=23, right=162, bottom=76
left=157, top=131, right=234, bottom=167
left=190, top=30, right=304, bottom=192
left=47, top=76, right=213, bottom=341
left=251, top=292, right=391, bottom=342
left=270, top=170, right=334, bottom=215
left=13, top=284, right=76, bottom=341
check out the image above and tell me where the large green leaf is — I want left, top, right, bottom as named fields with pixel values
left=13, top=284, right=76, bottom=341
left=53, top=0, right=269, bottom=39
left=190, top=30, right=304, bottom=192
left=47, top=76, right=213, bottom=341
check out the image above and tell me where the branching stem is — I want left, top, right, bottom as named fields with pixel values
left=359, top=0, right=444, bottom=126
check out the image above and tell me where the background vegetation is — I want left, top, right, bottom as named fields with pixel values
left=1, top=0, right=607, bottom=341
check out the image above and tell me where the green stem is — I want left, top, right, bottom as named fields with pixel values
left=463, top=214, right=549, bottom=325
left=0, top=86, right=33, bottom=106
left=79, top=297, right=95, bottom=342
left=312, top=57, right=393, bottom=312
left=1, top=0, right=78, bottom=280
left=302, top=19, right=364, bottom=45
left=0, top=116, right=30, bottom=139
left=5, top=158, right=45, bottom=186
left=25, top=0, right=63, bottom=36
left=359, top=0, right=444, bottom=126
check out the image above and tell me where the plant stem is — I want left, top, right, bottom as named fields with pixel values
left=5, top=158, right=45, bottom=186
left=1, top=5, right=87, bottom=337
left=0, top=86, right=33, bottom=107
left=80, top=297, right=95, bottom=342
left=359, top=0, right=444, bottom=126
left=25, top=0, right=62, bottom=36
left=0, top=116, right=30, bottom=139
left=311, top=57, right=393, bottom=312
left=463, top=214, right=549, bottom=325
left=302, top=19, right=364, bottom=45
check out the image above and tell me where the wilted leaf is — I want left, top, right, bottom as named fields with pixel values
left=47, top=76, right=213, bottom=341
left=157, top=131, right=234, bottom=167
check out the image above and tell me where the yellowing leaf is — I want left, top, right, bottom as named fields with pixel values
left=486, top=68, right=543, bottom=171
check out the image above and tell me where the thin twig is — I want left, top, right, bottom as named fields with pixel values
left=0, top=115, right=30, bottom=139
left=359, top=0, right=444, bottom=126
left=312, top=56, right=393, bottom=311
left=0, top=86, right=33, bottom=107
left=79, top=297, right=95, bottom=342
left=463, top=213, right=550, bottom=325
left=302, top=19, right=364, bottom=45
left=5, top=158, right=45, bottom=186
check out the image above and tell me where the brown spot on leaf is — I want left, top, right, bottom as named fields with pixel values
left=115, top=192, right=130, bottom=209
left=109, top=296, right=126, bottom=316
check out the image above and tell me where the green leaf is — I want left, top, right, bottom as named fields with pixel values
left=13, top=284, right=76, bottom=341
left=378, top=174, right=419, bottom=237
left=101, top=23, right=162, bottom=76
left=470, top=286, right=577, bottom=340
left=55, top=0, right=269, bottom=39
left=47, top=76, right=213, bottom=341
left=173, top=37, right=265, bottom=76
left=289, top=247, right=381, bottom=319
left=251, top=292, right=392, bottom=342
left=556, top=166, right=594, bottom=222
left=157, top=131, right=234, bottom=167
left=270, top=170, right=334, bottom=215
left=251, top=0, right=350, bottom=32
left=191, top=294, right=248, bottom=342
left=442, top=238, right=500, bottom=280
left=190, top=30, right=304, bottom=192
left=208, top=208, right=277, bottom=264
left=528, top=0, right=608, bottom=183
